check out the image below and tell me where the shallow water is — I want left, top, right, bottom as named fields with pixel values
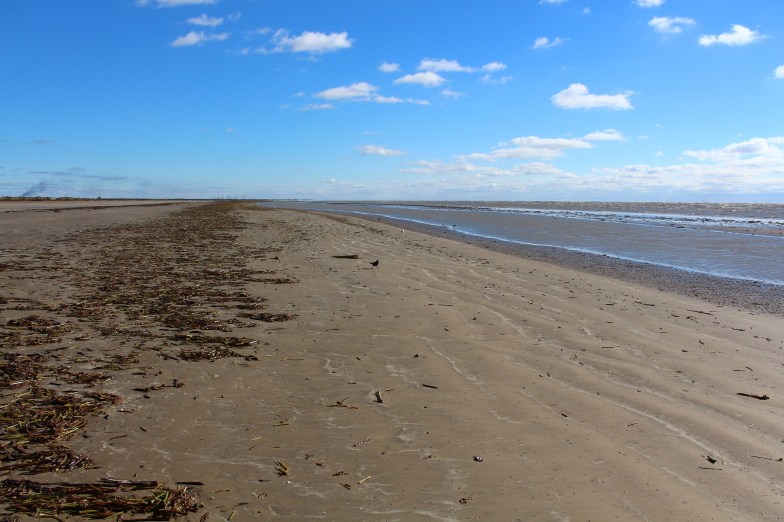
left=262, top=201, right=784, bottom=286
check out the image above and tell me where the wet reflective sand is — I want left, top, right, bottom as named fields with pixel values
left=267, top=201, right=784, bottom=285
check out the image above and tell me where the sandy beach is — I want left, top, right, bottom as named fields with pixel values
left=2, top=201, right=784, bottom=521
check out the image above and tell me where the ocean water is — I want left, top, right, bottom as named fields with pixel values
left=262, top=201, right=784, bottom=286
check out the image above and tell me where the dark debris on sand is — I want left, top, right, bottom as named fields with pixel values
left=0, top=202, right=298, bottom=519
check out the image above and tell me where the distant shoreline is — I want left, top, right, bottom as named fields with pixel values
left=0, top=199, right=196, bottom=213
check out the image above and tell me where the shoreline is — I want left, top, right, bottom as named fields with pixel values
left=347, top=212, right=784, bottom=317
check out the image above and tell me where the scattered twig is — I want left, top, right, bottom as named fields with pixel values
left=328, top=397, right=358, bottom=409
left=737, top=392, right=770, bottom=400
left=273, top=461, right=289, bottom=476
left=751, top=455, right=784, bottom=462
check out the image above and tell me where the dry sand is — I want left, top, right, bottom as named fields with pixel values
left=1, top=201, right=783, bottom=521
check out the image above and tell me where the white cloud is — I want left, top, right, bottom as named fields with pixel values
left=551, top=83, right=633, bottom=110
left=533, top=36, right=566, bottom=49
left=481, top=74, right=512, bottom=84
left=156, top=0, right=215, bottom=6
left=394, top=71, right=445, bottom=87
left=775, top=65, right=784, bottom=79
left=649, top=16, right=695, bottom=34
left=170, top=31, right=229, bottom=47
left=300, top=103, right=334, bottom=111
left=414, top=58, right=506, bottom=76
left=313, top=83, right=429, bottom=106
left=590, top=137, right=784, bottom=194
left=635, top=0, right=664, bottom=7
left=187, top=14, right=223, bottom=27
left=463, top=136, right=593, bottom=162
left=391, top=135, right=784, bottom=198
left=357, top=145, right=404, bottom=156
left=418, top=58, right=474, bottom=73
left=373, top=95, right=402, bottom=104
left=584, top=129, right=625, bottom=141
left=684, top=137, right=784, bottom=161
left=271, top=30, right=352, bottom=54
left=373, top=95, right=430, bottom=105
left=539, top=0, right=568, bottom=4
left=698, top=25, right=763, bottom=47
left=481, top=61, right=507, bottom=72
left=378, top=62, right=400, bottom=73
left=441, top=89, right=466, bottom=99
left=315, top=82, right=377, bottom=100
left=403, top=159, right=568, bottom=178
left=328, top=141, right=784, bottom=198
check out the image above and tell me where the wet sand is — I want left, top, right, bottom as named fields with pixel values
left=2, top=202, right=784, bottom=521
left=361, top=215, right=784, bottom=317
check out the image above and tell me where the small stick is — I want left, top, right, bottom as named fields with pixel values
left=751, top=455, right=784, bottom=462
left=737, top=392, right=770, bottom=400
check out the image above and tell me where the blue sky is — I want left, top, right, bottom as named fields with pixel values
left=2, top=0, right=783, bottom=201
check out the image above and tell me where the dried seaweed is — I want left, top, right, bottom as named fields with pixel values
left=170, top=334, right=257, bottom=347
left=0, top=445, right=94, bottom=475
left=255, top=277, right=298, bottom=285
left=177, top=347, right=243, bottom=362
left=4, top=316, right=77, bottom=336
left=0, top=332, right=62, bottom=349
left=0, top=357, right=45, bottom=388
left=54, top=368, right=113, bottom=387
left=160, top=312, right=233, bottom=332
left=238, top=312, right=295, bottom=322
left=0, top=479, right=200, bottom=520
left=0, top=202, right=300, bottom=519
left=0, top=386, right=116, bottom=446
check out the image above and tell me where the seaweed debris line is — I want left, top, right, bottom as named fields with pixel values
left=0, top=202, right=296, bottom=520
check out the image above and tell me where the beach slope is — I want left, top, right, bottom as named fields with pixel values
left=1, top=202, right=783, bottom=521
